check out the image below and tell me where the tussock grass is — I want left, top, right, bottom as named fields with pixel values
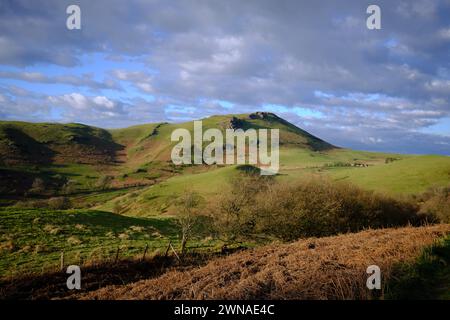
left=79, top=224, right=450, bottom=300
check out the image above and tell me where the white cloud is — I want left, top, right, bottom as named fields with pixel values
left=93, top=96, right=115, bottom=109
left=58, top=93, right=89, bottom=110
left=439, top=28, right=450, bottom=39
left=0, top=0, right=450, bottom=154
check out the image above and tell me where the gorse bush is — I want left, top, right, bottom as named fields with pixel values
left=210, top=175, right=428, bottom=242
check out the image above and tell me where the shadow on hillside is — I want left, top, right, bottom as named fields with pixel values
left=0, top=251, right=233, bottom=300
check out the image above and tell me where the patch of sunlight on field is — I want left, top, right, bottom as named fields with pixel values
left=328, top=155, right=450, bottom=194
left=279, top=148, right=397, bottom=171
left=96, top=166, right=236, bottom=216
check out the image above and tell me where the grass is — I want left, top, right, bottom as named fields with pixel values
left=94, top=148, right=450, bottom=216
left=2, top=114, right=450, bottom=202
left=327, top=155, right=450, bottom=194
left=386, top=234, right=450, bottom=299
left=279, top=147, right=394, bottom=170
left=69, top=186, right=145, bottom=208
left=0, top=208, right=218, bottom=278
left=78, top=224, right=450, bottom=300
left=95, top=165, right=237, bottom=216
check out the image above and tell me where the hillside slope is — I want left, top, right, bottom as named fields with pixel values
left=0, top=121, right=121, bottom=165
left=80, top=224, right=450, bottom=300
left=0, top=113, right=336, bottom=193
left=107, top=112, right=336, bottom=170
left=1, top=114, right=449, bottom=200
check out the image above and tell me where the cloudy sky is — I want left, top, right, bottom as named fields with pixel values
left=0, top=0, right=450, bottom=154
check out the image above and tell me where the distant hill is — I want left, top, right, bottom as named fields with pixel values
left=0, top=112, right=334, bottom=167
left=109, top=112, right=336, bottom=167
left=0, top=121, right=121, bottom=165
left=0, top=113, right=337, bottom=197
left=1, top=113, right=449, bottom=201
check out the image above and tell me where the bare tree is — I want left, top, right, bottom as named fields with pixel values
left=176, top=191, right=202, bottom=255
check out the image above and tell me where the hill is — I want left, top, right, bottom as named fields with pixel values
left=79, top=224, right=450, bottom=300
left=0, top=113, right=449, bottom=203
left=0, top=113, right=337, bottom=197
left=107, top=112, right=335, bottom=172
left=0, top=121, right=121, bottom=165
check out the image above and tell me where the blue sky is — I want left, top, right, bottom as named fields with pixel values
left=0, top=0, right=450, bottom=155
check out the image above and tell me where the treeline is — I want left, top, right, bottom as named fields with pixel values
left=191, top=172, right=449, bottom=244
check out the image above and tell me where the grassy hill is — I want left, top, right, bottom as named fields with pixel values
left=0, top=121, right=121, bottom=165
left=1, top=112, right=448, bottom=212
left=107, top=112, right=336, bottom=176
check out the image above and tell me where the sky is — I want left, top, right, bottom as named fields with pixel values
left=0, top=0, right=449, bottom=155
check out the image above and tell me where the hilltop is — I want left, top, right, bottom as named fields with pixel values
left=0, top=112, right=333, bottom=167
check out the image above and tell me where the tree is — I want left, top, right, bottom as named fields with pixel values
left=176, top=191, right=202, bottom=255
left=96, top=175, right=113, bottom=190
left=62, top=179, right=77, bottom=195
left=30, top=177, right=46, bottom=194
left=209, top=173, right=272, bottom=243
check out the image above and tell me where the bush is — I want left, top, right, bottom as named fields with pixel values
left=61, top=180, right=77, bottom=195
left=253, top=178, right=421, bottom=241
left=96, top=175, right=113, bottom=190
left=47, top=197, right=72, bottom=210
left=210, top=176, right=425, bottom=242
left=418, top=186, right=450, bottom=223
left=29, top=178, right=46, bottom=194
left=14, top=197, right=72, bottom=210
left=14, top=199, right=49, bottom=209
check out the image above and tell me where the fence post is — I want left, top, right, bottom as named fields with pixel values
left=60, top=251, right=64, bottom=271
left=114, top=247, right=120, bottom=264
left=142, top=244, right=149, bottom=262
left=164, top=241, right=172, bottom=258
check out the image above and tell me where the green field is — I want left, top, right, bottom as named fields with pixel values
left=0, top=208, right=219, bottom=278
left=95, top=149, right=450, bottom=216
left=327, top=155, right=450, bottom=194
